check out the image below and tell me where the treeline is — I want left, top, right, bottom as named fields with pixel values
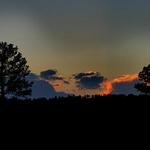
left=0, top=95, right=150, bottom=113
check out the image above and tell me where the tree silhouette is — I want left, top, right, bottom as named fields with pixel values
left=0, top=42, right=33, bottom=100
left=135, top=64, right=150, bottom=94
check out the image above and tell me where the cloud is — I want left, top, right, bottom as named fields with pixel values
left=40, top=69, right=69, bottom=85
left=74, top=71, right=99, bottom=80
left=74, top=71, right=104, bottom=89
left=27, top=72, right=141, bottom=97
left=40, top=69, right=57, bottom=80
left=100, top=80, right=113, bottom=96
left=100, top=74, right=140, bottom=95
left=27, top=73, right=69, bottom=98
left=63, top=80, right=70, bottom=84
left=112, top=80, right=139, bottom=95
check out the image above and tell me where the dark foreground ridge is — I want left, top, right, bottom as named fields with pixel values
left=0, top=95, right=150, bottom=114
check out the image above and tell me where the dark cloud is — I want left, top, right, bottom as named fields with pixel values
left=27, top=73, right=68, bottom=98
left=74, top=71, right=104, bottom=89
left=49, top=76, right=64, bottom=81
left=40, top=70, right=57, bottom=80
left=73, top=72, right=99, bottom=80
left=40, top=69, right=69, bottom=85
left=112, top=80, right=140, bottom=95
left=64, top=80, right=70, bottom=84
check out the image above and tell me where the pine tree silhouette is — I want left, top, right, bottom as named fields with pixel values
left=0, top=42, right=33, bottom=100
left=135, top=64, right=150, bottom=94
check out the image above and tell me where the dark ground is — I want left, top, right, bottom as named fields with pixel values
left=0, top=95, right=149, bottom=141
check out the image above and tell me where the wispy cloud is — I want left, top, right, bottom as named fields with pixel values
left=100, top=74, right=139, bottom=95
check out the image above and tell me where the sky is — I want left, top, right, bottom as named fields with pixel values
left=0, top=0, right=150, bottom=97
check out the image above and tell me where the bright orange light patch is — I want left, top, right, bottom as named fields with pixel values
left=100, top=80, right=113, bottom=96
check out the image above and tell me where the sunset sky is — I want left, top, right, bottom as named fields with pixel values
left=0, top=0, right=149, bottom=97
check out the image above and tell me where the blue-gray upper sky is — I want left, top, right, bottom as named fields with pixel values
left=0, top=0, right=150, bottom=79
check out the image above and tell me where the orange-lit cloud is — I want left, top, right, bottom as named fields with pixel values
left=100, top=74, right=138, bottom=96
left=112, top=74, right=138, bottom=83
left=52, top=80, right=64, bottom=91
left=100, top=80, right=113, bottom=96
